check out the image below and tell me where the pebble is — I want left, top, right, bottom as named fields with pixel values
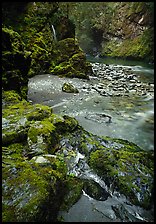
left=90, top=63, right=154, bottom=98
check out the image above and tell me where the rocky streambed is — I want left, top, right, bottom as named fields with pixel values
left=28, top=62, right=154, bottom=151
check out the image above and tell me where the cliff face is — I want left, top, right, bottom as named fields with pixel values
left=100, top=2, right=154, bottom=62
left=2, top=2, right=91, bottom=95
left=71, top=2, right=154, bottom=62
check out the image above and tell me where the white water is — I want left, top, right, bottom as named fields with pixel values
left=51, top=24, right=57, bottom=41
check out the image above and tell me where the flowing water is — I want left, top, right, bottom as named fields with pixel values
left=28, top=58, right=154, bottom=151
left=27, top=57, right=154, bottom=222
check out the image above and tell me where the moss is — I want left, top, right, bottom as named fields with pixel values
left=60, top=176, right=84, bottom=211
left=83, top=179, right=110, bottom=201
left=27, top=119, right=58, bottom=155
left=2, top=157, right=67, bottom=222
left=2, top=27, right=31, bottom=96
left=62, top=82, right=79, bottom=93
left=88, top=147, right=154, bottom=209
left=49, top=114, right=78, bottom=134
left=50, top=38, right=92, bottom=79
left=2, top=90, right=23, bottom=105
left=102, top=27, right=154, bottom=62
left=26, top=104, right=53, bottom=121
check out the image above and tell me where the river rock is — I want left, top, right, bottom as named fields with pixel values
left=83, top=179, right=110, bottom=201
left=62, top=82, right=79, bottom=93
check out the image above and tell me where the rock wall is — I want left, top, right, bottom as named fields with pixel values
left=2, top=27, right=31, bottom=99
left=71, top=2, right=154, bottom=62
left=100, top=2, right=154, bottom=62
left=2, top=2, right=91, bottom=80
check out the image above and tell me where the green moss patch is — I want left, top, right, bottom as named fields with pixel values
left=89, top=148, right=154, bottom=209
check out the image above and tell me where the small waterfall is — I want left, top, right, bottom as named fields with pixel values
left=51, top=25, right=57, bottom=41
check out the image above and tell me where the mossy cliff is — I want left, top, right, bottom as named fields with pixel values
left=2, top=2, right=92, bottom=79
left=2, top=27, right=31, bottom=99
left=2, top=90, right=154, bottom=221
left=100, top=3, right=154, bottom=61
left=71, top=2, right=154, bottom=62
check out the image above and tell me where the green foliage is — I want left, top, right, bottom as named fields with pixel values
left=101, top=27, right=154, bottom=61
left=70, top=2, right=153, bottom=61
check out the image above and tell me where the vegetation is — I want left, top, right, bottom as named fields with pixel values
left=69, top=2, right=154, bottom=62
left=2, top=2, right=154, bottom=221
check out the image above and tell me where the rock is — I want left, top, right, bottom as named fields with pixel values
left=2, top=90, right=154, bottom=222
left=83, top=179, right=110, bottom=201
left=2, top=28, right=31, bottom=99
left=51, top=38, right=92, bottom=79
left=88, top=145, right=154, bottom=209
left=62, top=82, right=79, bottom=93
left=2, top=143, right=68, bottom=222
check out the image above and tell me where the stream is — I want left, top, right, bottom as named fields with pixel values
left=27, top=57, right=154, bottom=222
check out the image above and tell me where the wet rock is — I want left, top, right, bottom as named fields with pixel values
left=90, top=63, right=154, bottom=97
left=112, top=204, right=146, bottom=222
left=62, top=82, right=79, bottom=93
left=2, top=143, right=68, bottom=222
left=88, top=146, right=154, bottom=209
left=83, top=179, right=110, bottom=201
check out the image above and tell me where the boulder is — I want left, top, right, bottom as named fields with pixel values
left=50, top=38, right=92, bottom=79
left=62, top=82, right=79, bottom=93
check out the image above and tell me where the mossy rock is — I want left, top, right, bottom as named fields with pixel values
left=50, top=38, right=92, bottom=79
left=49, top=114, right=78, bottom=134
left=2, top=144, right=68, bottom=222
left=57, top=127, right=154, bottom=210
left=59, top=176, right=84, bottom=211
left=27, top=119, right=58, bottom=156
left=2, top=27, right=31, bottom=98
left=83, top=179, right=110, bottom=201
left=62, top=82, right=79, bottom=93
left=2, top=95, right=53, bottom=147
left=2, top=90, right=23, bottom=106
left=88, top=148, right=154, bottom=209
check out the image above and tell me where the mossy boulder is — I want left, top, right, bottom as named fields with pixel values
left=2, top=95, right=53, bottom=147
left=88, top=147, right=154, bottom=209
left=62, top=82, right=79, bottom=93
left=50, top=38, right=92, bottom=79
left=2, top=27, right=31, bottom=98
left=59, top=176, right=84, bottom=211
left=2, top=91, right=82, bottom=222
left=27, top=119, right=58, bottom=157
left=2, top=90, right=23, bottom=107
left=83, top=179, right=110, bottom=201
left=2, top=143, right=68, bottom=222
left=57, top=128, right=154, bottom=210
